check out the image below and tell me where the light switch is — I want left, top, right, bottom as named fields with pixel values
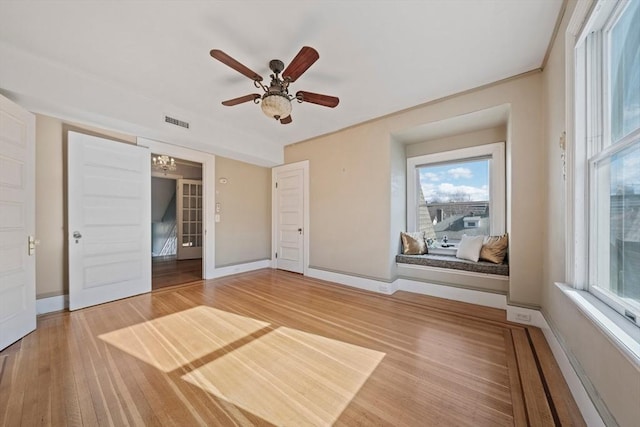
left=215, top=203, right=221, bottom=213
left=215, top=214, right=220, bottom=222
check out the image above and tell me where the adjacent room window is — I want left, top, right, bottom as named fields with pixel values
left=407, top=142, right=505, bottom=248
left=578, top=0, right=640, bottom=325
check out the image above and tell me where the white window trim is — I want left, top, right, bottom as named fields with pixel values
left=407, top=142, right=506, bottom=236
left=564, top=0, right=640, bottom=365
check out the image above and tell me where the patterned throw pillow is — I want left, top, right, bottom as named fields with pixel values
left=479, top=234, right=509, bottom=264
left=400, top=231, right=427, bottom=255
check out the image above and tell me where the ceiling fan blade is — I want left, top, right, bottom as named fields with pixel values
left=210, top=49, right=263, bottom=81
left=280, top=115, right=292, bottom=124
left=221, top=94, right=261, bottom=106
left=283, top=46, right=319, bottom=82
left=296, top=91, right=340, bottom=108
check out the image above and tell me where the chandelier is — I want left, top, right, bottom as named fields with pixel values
left=152, top=155, right=176, bottom=173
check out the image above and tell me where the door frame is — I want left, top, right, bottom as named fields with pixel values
left=138, top=137, right=215, bottom=279
left=271, top=160, right=309, bottom=275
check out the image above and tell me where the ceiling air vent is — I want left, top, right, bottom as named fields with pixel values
left=164, top=115, right=190, bottom=129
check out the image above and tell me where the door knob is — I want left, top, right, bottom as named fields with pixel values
left=73, top=231, right=82, bottom=243
left=298, top=228, right=303, bottom=234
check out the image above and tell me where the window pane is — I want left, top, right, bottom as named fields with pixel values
left=594, top=141, right=640, bottom=310
left=610, top=0, right=640, bottom=143
left=417, top=158, right=490, bottom=243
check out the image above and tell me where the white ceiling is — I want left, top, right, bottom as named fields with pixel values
left=0, top=1, right=563, bottom=166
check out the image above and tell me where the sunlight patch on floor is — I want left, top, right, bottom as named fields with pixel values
left=99, top=306, right=270, bottom=372
left=182, top=327, right=386, bottom=426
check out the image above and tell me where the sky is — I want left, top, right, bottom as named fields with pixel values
left=611, top=143, right=640, bottom=195
left=419, top=159, right=489, bottom=203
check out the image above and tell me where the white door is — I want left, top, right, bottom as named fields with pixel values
left=273, top=163, right=306, bottom=273
left=177, top=179, right=203, bottom=260
left=0, top=95, right=36, bottom=351
left=68, top=132, right=151, bottom=311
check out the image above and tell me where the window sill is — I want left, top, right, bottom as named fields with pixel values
left=556, top=283, right=640, bottom=367
left=428, top=246, right=457, bottom=256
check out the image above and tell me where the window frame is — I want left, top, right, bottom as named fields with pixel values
left=574, top=0, right=640, bottom=327
left=406, top=142, right=506, bottom=238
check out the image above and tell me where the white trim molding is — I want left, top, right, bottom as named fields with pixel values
left=407, top=142, right=506, bottom=235
left=556, top=283, right=640, bottom=367
left=306, top=267, right=399, bottom=295
left=397, top=278, right=506, bottom=310
left=271, top=160, right=310, bottom=276
left=36, top=295, right=68, bottom=315
left=137, top=137, right=216, bottom=280
left=209, top=259, right=272, bottom=279
left=306, top=267, right=506, bottom=309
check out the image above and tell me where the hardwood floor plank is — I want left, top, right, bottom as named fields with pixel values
left=503, top=329, right=528, bottom=427
left=511, top=328, right=554, bottom=426
left=528, top=327, right=587, bottom=427
left=152, top=256, right=202, bottom=290
left=0, top=269, right=583, bottom=426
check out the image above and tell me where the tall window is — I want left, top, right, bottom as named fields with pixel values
left=580, top=0, right=640, bottom=325
left=407, top=142, right=505, bottom=247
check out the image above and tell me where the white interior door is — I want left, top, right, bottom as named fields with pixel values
left=68, top=132, right=151, bottom=311
left=273, top=163, right=306, bottom=274
left=0, top=95, right=36, bottom=351
left=177, top=179, right=203, bottom=260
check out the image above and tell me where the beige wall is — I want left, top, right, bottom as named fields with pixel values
left=214, top=156, right=271, bottom=268
left=286, top=73, right=544, bottom=306
left=541, top=1, right=640, bottom=425
left=405, top=125, right=507, bottom=158
left=286, top=122, right=393, bottom=280
left=35, top=115, right=65, bottom=298
left=35, top=113, right=271, bottom=297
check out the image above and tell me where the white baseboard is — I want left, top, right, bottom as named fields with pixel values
left=306, top=268, right=506, bottom=309
left=208, top=259, right=271, bottom=279
left=306, top=268, right=398, bottom=295
left=397, top=278, right=507, bottom=310
left=36, top=295, right=68, bottom=314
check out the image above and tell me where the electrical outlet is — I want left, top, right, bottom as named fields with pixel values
left=515, top=313, right=532, bottom=322
left=378, top=285, right=389, bottom=293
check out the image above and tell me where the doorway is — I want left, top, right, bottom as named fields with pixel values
left=151, top=154, right=203, bottom=289
left=272, top=160, right=309, bottom=275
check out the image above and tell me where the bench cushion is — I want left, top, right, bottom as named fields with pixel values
left=396, top=254, right=509, bottom=276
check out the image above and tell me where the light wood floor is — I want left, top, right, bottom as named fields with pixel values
left=151, top=256, right=202, bottom=290
left=0, top=269, right=584, bottom=426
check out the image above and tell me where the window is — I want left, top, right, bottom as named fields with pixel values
left=407, top=143, right=505, bottom=250
left=578, top=0, right=640, bottom=326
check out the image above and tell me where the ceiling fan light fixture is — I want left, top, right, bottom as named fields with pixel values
left=261, top=93, right=291, bottom=120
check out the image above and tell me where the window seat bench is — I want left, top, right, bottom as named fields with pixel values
left=395, top=254, right=509, bottom=276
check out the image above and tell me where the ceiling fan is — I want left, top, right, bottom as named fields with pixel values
left=210, top=46, right=339, bottom=124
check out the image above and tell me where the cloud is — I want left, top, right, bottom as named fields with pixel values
left=420, top=172, right=440, bottom=182
left=422, top=182, right=489, bottom=202
left=447, top=167, right=472, bottom=179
